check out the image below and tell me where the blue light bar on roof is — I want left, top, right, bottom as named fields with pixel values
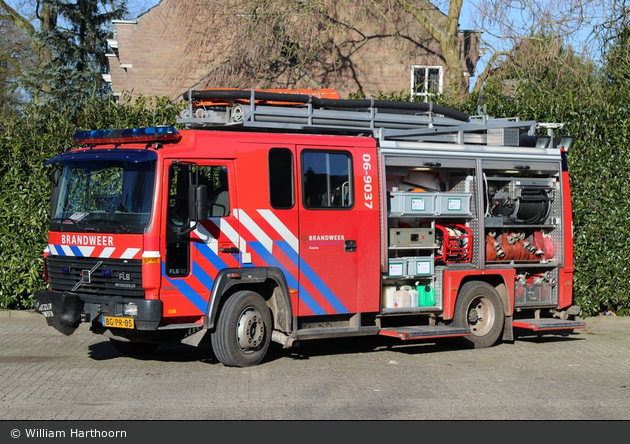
left=72, top=126, right=181, bottom=145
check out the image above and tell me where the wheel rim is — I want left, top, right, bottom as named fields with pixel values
left=466, top=295, right=496, bottom=337
left=236, top=307, right=265, bottom=353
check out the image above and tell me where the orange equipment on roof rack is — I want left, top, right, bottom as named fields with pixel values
left=192, top=88, right=342, bottom=106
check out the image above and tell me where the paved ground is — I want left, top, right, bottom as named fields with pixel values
left=0, top=309, right=628, bottom=421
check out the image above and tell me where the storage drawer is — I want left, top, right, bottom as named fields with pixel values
left=515, top=282, right=553, bottom=306
left=389, top=192, right=436, bottom=216
left=435, top=193, right=472, bottom=216
left=389, top=191, right=471, bottom=217
left=387, top=259, right=407, bottom=277
left=406, top=257, right=434, bottom=276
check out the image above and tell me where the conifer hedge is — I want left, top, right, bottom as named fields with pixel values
left=0, top=94, right=182, bottom=309
left=463, top=92, right=630, bottom=316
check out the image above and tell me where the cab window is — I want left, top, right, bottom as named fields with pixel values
left=302, top=151, right=353, bottom=209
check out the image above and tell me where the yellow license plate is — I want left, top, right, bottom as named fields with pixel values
left=102, top=316, right=135, bottom=329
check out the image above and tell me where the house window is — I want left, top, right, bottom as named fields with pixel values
left=411, top=65, right=443, bottom=100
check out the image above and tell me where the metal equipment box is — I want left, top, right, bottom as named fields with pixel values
left=515, top=281, right=554, bottom=306
left=389, top=191, right=436, bottom=216
left=406, top=257, right=434, bottom=276
left=435, top=193, right=472, bottom=216
left=389, top=228, right=435, bottom=248
left=389, top=191, right=471, bottom=217
left=488, top=128, right=519, bottom=146
left=387, top=259, right=407, bottom=277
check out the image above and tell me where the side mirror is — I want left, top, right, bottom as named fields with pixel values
left=188, top=185, right=208, bottom=222
left=51, top=168, right=60, bottom=187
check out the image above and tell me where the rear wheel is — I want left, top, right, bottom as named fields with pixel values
left=453, top=281, right=504, bottom=349
left=211, top=290, right=272, bottom=367
left=109, top=338, right=159, bottom=357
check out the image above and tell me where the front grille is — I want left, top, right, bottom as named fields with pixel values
left=47, top=256, right=145, bottom=298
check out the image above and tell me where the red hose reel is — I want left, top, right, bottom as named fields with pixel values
left=435, top=224, right=473, bottom=264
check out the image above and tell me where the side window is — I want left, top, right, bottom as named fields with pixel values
left=167, top=164, right=230, bottom=224
left=269, top=148, right=294, bottom=209
left=166, top=163, right=191, bottom=278
left=199, top=165, right=230, bottom=217
left=167, top=163, right=191, bottom=226
left=302, top=150, right=353, bottom=209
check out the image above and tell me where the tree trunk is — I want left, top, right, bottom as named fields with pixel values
left=37, top=3, right=57, bottom=67
left=396, top=0, right=468, bottom=100
left=0, top=1, right=56, bottom=67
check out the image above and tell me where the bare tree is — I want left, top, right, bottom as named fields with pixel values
left=168, top=0, right=481, bottom=99
left=171, top=0, right=604, bottom=101
left=0, top=18, right=34, bottom=115
left=467, top=0, right=609, bottom=93
left=0, top=0, right=57, bottom=67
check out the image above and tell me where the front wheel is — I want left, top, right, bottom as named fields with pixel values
left=453, top=281, right=504, bottom=349
left=211, top=290, right=272, bottom=367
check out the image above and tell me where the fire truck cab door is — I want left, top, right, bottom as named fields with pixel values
left=297, top=146, right=374, bottom=316
left=162, top=160, right=239, bottom=319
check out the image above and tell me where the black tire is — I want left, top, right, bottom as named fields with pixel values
left=453, top=281, right=504, bottom=349
left=211, top=290, right=272, bottom=367
left=109, top=338, right=159, bottom=356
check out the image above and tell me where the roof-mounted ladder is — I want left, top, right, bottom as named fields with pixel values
left=176, top=89, right=538, bottom=146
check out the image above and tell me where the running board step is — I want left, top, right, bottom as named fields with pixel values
left=379, top=325, right=470, bottom=341
left=513, top=319, right=586, bottom=331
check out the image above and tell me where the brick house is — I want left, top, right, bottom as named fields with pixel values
left=106, top=0, right=482, bottom=101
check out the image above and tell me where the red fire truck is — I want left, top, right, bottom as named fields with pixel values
left=33, top=89, right=585, bottom=367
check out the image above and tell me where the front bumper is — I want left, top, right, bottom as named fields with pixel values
left=33, top=290, right=162, bottom=335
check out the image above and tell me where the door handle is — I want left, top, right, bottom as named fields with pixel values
left=219, top=246, right=239, bottom=254
left=345, top=240, right=357, bottom=252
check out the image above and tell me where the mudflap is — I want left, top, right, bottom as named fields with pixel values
left=33, top=290, right=83, bottom=336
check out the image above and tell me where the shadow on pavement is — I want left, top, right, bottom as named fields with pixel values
left=86, top=328, right=585, bottom=366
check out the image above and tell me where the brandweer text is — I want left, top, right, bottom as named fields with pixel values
left=61, top=234, right=114, bottom=246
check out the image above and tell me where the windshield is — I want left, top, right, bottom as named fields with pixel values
left=48, top=150, right=157, bottom=234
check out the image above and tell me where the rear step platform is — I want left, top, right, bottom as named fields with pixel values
left=512, top=318, right=587, bottom=332
left=379, top=325, right=470, bottom=341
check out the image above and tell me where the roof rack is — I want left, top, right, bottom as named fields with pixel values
left=176, top=88, right=538, bottom=146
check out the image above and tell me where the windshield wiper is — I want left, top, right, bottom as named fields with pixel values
left=51, top=217, right=92, bottom=231
left=86, top=218, right=131, bottom=233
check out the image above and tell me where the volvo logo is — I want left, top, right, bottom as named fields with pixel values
left=72, top=261, right=103, bottom=291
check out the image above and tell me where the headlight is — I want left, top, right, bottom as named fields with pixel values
left=123, top=302, right=138, bottom=316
